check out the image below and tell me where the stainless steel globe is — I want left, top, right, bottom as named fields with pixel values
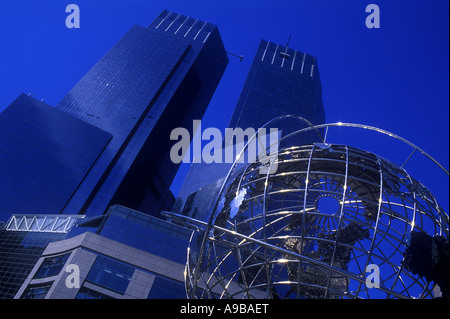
left=165, top=119, right=449, bottom=299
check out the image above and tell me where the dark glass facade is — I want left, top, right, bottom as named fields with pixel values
left=85, top=256, right=134, bottom=294
left=147, top=276, right=186, bottom=299
left=176, top=39, right=326, bottom=221
left=20, top=284, right=52, bottom=299
left=0, top=94, right=111, bottom=222
left=34, top=253, right=70, bottom=279
left=95, top=205, right=192, bottom=264
left=76, top=286, right=114, bottom=299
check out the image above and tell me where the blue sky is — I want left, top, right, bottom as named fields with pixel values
left=0, top=0, right=448, bottom=211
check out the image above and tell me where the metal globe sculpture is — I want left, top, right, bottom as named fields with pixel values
left=167, top=118, right=449, bottom=299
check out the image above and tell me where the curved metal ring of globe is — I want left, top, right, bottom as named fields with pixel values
left=165, top=117, right=449, bottom=299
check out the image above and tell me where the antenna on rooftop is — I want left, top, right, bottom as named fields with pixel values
left=280, top=34, right=292, bottom=59
left=226, top=51, right=244, bottom=62
left=285, top=34, right=291, bottom=51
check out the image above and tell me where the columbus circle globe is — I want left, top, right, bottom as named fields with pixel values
left=172, top=119, right=449, bottom=299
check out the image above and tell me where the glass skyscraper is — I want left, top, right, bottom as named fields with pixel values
left=56, top=10, right=228, bottom=218
left=227, top=39, right=324, bottom=136
left=0, top=9, right=228, bottom=222
left=175, top=39, right=325, bottom=221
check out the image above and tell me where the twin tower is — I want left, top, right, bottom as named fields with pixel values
left=0, top=9, right=324, bottom=222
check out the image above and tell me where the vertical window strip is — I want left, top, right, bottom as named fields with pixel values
left=174, top=16, right=189, bottom=34
left=155, top=11, right=171, bottom=29
left=165, top=14, right=181, bottom=32
left=271, top=44, right=279, bottom=64
left=193, top=22, right=207, bottom=40
left=310, top=64, right=314, bottom=77
left=301, top=52, right=306, bottom=73
left=261, top=41, right=270, bottom=62
left=184, top=19, right=198, bottom=37
left=203, top=31, right=211, bottom=43
left=291, top=50, right=297, bottom=71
